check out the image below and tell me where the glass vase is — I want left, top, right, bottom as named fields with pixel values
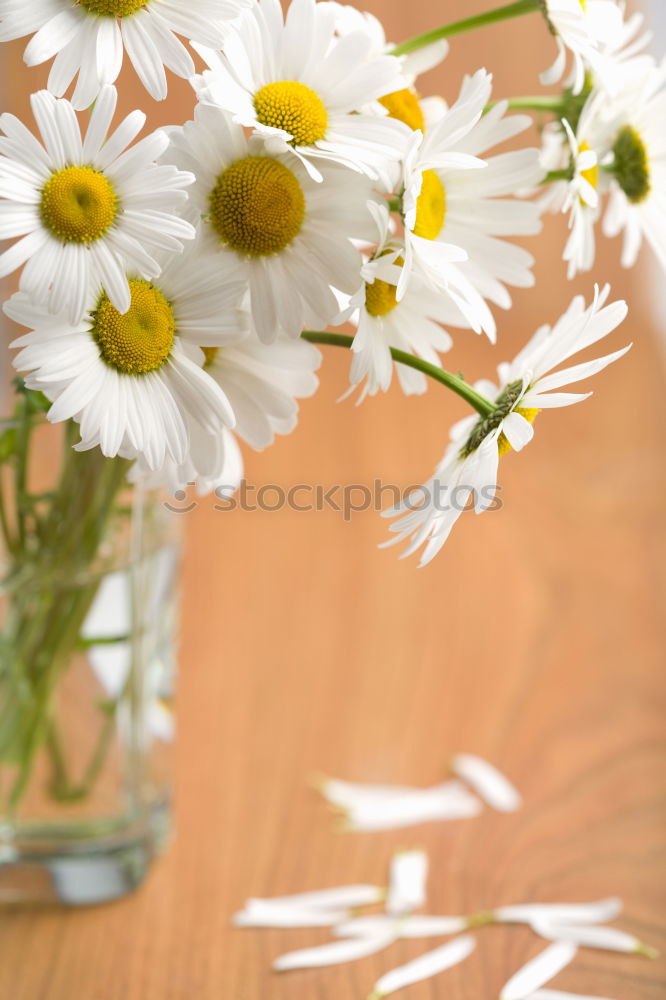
left=0, top=400, right=181, bottom=905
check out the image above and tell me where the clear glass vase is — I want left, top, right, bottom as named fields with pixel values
left=0, top=399, right=181, bottom=905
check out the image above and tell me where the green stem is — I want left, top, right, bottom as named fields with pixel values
left=0, top=477, right=14, bottom=556
left=14, top=398, right=32, bottom=550
left=543, top=169, right=572, bottom=183
left=392, top=0, right=542, bottom=56
left=5, top=435, right=130, bottom=810
left=301, top=331, right=494, bottom=417
left=487, top=96, right=565, bottom=113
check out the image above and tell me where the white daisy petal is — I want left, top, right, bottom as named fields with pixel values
left=531, top=921, right=659, bottom=958
left=233, top=902, right=348, bottom=928
left=369, top=935, right=476, bottom=999
left=452, top=754, right=522, bottom=812
left=274, top=932, right=396, bottom=972
left=500, top=942, right=578, bottom=1000
left=336, top=915, right=468, bottom=940
left=386, top=850, right=428, bottom=917
left=496, top=898, right=622, bottom=926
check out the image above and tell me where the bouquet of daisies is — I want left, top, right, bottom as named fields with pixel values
left=1, top=0, right=662, bottom=568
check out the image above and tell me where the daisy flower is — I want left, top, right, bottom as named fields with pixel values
left=600, top=64, right=666, bottom=271
left=0, top=0, right=251, bottom=109
left=192, top=0, right=410, bottom=183
left=540, top=0, right=625, bottom=94
left=344, top=205, right=456, bottom=401
left=164, top=102, right=377, bottom=343
left=399, top=69, right=544, bottom=342
left=6, top=242, right=247, bottom=470
left=139, top=334, right=321, bottom=496
left=0, top=86, right=195, bottom=324
left=383, top=287, right=630, bottom=566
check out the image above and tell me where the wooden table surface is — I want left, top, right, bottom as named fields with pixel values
left=1, top=2, right=665, bottom=997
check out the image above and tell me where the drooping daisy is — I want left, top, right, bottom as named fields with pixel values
left=6, top=242, right=247, bottom=470
left=539, top=0, right=625, bottom=94
left=164, top=102, right=377, bottom=344
left=0, top=86, right=195, bottom=323
left=137, top=333, right=322, bottom=495
left=192, top=0, right=410, bottom=183
left=399, top=69, right=544, bottom=341
left=546, top=62, right=666, bottom=274
left=0, top=0, right=251, bottom=109
left=344, top=205, right=456, bottom=401
left=383, top=286, right=630, bottom=566
left=600, top=64, right=666, bottom=271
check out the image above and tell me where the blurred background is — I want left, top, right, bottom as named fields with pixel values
left=1, top=1, right=665, bottom=997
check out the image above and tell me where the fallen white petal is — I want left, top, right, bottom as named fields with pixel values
left=343, top=783, right=482, bottom=832
left=529, top=991, right=616, bottom=1000
left=452, top=753, right=522, bottom=812
left=336, top=915, right=467, bottom=939
left=531, top=921, right=658, bottom=958
left=321, top=776, right=477, bottom=809
left=273, top=932, right=397, bottom=971
left=246, top=884, right=383, bottom=911
left=318, top=776, right=426, bottom=810
left=500, top=942, right=578, bottom=1000
left=369, top=935, right=476, bottom=998
left=496, top=899, right=622, bottom=926
left=386, top=850, right=428, bottom=916
left=233, top=903, right=348, bottom=928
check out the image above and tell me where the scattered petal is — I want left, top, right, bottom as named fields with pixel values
left=336, top=914, right=467, bottom=939
left=452, top=753, right=522, bottom=812
left=386, top=850, right=428, bottom=916
left=496, top=899, right=622, bottom=926
left=247, top=884, right=384, bottom=911
left=274, top=932, right=397, bottom=971
left=233, top=902, right=348, bottom=928
left=532, top=921, right=659, bottom=959
left=500, top=942, right=578, bottom=1000
left=323, top=779, right=482, bottom=832
left=368, top=935, right=476, bottom=998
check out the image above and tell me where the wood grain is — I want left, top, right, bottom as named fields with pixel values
left=1, top=2, right=665, bottom=997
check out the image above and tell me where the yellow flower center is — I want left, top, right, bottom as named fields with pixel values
left=78, top=0, right=147, bottom=15
left=497, top=408, right=540, bottom=457
left=378, top=89, right=425, bottom=132
left=92, top=279, right=175, bottom=375
left=365, top=278, right=399, bottom=318
left=579, top=0, right=587, bottom=10
left=40, top=166, right=118, bottom=244
left=414, top=170, right=446, bottom=240
left=253, top=81, right=329, bottom=146
left=209, top=156, right=306, bottom=257
left=578, top=141, right=598, bottom=202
